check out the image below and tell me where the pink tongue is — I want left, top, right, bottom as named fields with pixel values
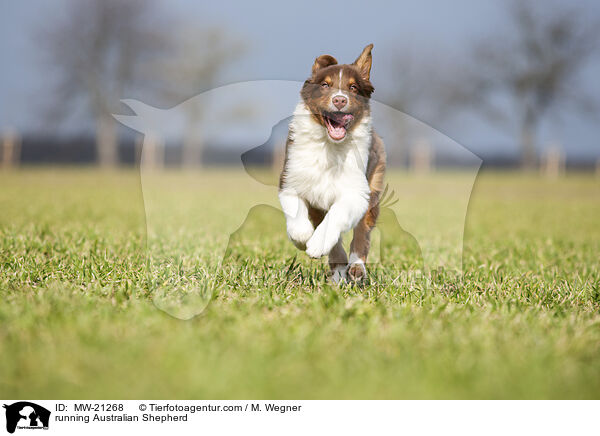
left=327, top=123, right=346, bottom=140
left=341, top=114, right=354, bottom=124
left=326, top=114, right=354, bottom=140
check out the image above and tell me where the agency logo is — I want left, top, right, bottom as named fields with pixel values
left=3, top=402, right=50, bottom=434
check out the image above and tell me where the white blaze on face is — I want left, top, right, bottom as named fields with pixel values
left=334, top=69, right=349, bottom=101
left=323, top=68, right=354, bottom=141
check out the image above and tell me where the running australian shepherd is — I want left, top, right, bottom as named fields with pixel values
left=279, top=44, right=386, bottom=283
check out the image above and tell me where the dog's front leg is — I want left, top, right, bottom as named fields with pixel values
left=279, top=188, right=314, bottom=250
left=305, top=195, right=369, bottom=258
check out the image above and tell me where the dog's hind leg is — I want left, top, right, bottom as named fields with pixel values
left=349, top=133, right=385, bottom=282
left=348, top=192, right=380, bottom=281
left=328, top=237, right=348, bottom=284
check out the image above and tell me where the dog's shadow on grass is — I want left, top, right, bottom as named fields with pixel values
left=222, top=204, right=423, bottom=286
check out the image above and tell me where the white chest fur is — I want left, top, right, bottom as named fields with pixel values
left=283, top=102, right=372, bottom=210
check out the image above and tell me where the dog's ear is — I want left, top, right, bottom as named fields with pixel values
left=312, top=55, right=338, bottom=75
left=353, top=44, right=373, bottom=80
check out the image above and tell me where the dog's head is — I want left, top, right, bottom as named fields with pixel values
left=300, top=44, right=374, bottom=142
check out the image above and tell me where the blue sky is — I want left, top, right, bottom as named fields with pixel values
left=1, top=0, right=599, bottom=160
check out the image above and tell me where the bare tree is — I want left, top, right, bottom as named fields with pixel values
left=39, top=0, right=168, bottom=167
left=153, top=27, right=245, bottom=166
left=39, top=1, right=244, bottom=167
left=453, top=1, right=599, bottom=168
left=385, top=46, right=457, bottom=166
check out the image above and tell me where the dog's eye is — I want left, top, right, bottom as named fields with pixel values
left=321, top=82, right=330, bottom=88
left=349, top=84, right=358, bottom=92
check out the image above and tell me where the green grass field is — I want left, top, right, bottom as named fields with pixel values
left=1, top=168, right=599, bottom=398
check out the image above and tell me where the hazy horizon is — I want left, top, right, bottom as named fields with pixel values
left=1, top=0, right=599, bottom=161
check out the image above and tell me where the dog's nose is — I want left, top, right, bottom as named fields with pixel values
left=332, top=95, right=347, bottom=110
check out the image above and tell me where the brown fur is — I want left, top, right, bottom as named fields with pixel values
left=280, top=44, right=386, bottom=282
left=300, top=45, right=374, bottom=136
left=349, top=132, right=386, bottom=279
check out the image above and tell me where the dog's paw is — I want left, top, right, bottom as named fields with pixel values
left=328, top=265, right=348, bottom=285
left=305, top=226, right=339, bottom=258
left=287, top=219, right=314, bottom=250
left=348, top=258, right=367, bottom=282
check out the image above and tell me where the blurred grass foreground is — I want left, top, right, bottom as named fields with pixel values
left=0, top=168, right=599, bottom=398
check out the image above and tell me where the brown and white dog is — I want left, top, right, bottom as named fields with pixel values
left=279, top=44, right=386, bottom=283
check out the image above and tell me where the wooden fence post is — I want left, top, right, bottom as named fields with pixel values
left=541, top=144, right=565, bottom=179
left=134, top=135, right=144, bottom=167
left=272, top=141, right=285, bottom=174
left=410, top=138, right=433, bottom=174
left=1, top=129, right=21, bottom=169
left=140, top=132, right=165, bottom=170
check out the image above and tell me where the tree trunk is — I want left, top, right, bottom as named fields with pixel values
left=519, top=111, right=537, bottom=170
left=96, top=113, right=119, bottom=167
left=182, top=127, right=203, bottom=167
left=1, top=130, right=21, bottom=169
left=181, top=107, right=203, bottom=167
